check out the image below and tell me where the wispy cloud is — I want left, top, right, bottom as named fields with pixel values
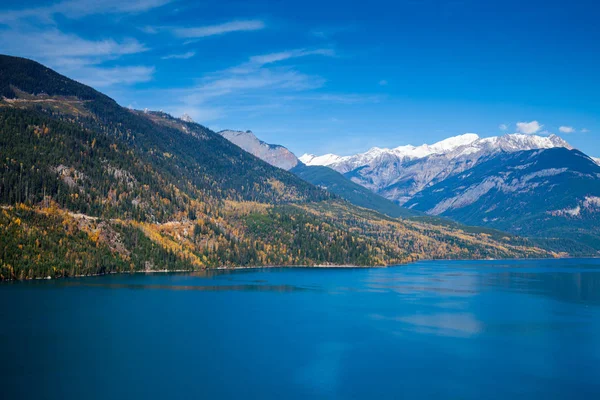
left=581, top=128, right=590, bottom=133
left=173, top=20, right=265, bottom=38
left=161, top=51, right=196, bottom=60
left=139, top=47, right=353, bottom=123
left=177, top=48, right=336, bottom=106
left=0, top=27, right=152, bottom=87
left=0, top=1, right=159, bottom=88
left=378, top=80, right=388, bottom=86
left=499, top=123, right=508, bottom=131
left=182, top=68, right=325, bottom=106
left=248, top=48, right=335, bottom=66
left=516, top=120, right=542, bottom=135
left=78, top=66, right=155, bottom=87
left=559, top=126, right=575, bottom=133
left=0, top=0, right=172, bottom=24
left=0, top=29, right=147, bottom=59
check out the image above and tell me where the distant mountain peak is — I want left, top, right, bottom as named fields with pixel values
left=303, top=133, right=573, bottom=169
left=423, top=133, right=481, bottom=152
left=299, top=132, right=580, bottom=207
left=218, top=129, right=299, bottom=170
left=299, top=153, right=343, bottom=166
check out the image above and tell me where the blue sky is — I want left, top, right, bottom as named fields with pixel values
left=0, top=0, right=598, bottom=157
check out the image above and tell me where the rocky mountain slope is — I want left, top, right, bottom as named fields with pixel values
left=300, top=130, right=600, bottom=255
left=291, top=164, right=420, bottom=218
left=0, top=54, right=549, bottom=279
left=215, top=127, right=421, bottom=218
left=302, top=133, right=573, bottom=204
left=218, top=129, right=299, bottom=170
left=404, top=147, right=600, bottom=252
left=298, top=131, right=600, bottom=253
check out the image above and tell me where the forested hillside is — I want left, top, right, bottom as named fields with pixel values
left=0, top=55, right=550, bottom=279
left=291, top=163, right=420, bottom=218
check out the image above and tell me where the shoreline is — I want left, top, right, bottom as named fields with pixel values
left=1, top=264, right=380, bottom=282
left=2, top=256, right=599, bottom=282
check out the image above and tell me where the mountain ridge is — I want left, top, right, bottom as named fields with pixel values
left=0, top=54, right=549, bottom=279
left=404, top=147, right=600, bottom=252
left=217, top=129, right=299, bottom=170
left=301, top=132, right=572, bottom=170
left=213, top=127, right=421, bottom=218
left=301, top=132, right=576, bottom=204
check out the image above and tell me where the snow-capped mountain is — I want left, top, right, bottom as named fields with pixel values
left=303, top=133, right=573, bottom=204
left=300, top=133, right=481, bottom=173
left=218, top=130, right=299, bottom=170
left=299, top=153, right=344, bottom=167
left=302, top=133, right=570, bottom=169
left=593, top=157, right=600, bottom=166
left=403, top=147, right=600, bottom=252
left=220, top=128, right=600, bottom=251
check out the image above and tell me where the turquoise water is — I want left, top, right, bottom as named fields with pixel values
left=1, top=259, right=600, bottom=399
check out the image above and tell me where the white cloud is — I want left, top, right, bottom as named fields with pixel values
left=378, top=80, right=388, bottom=86
left=499, top=124, right=508, bottom=131
left=249, top=48, right=334, bottom=66
left=136, top=47, right=360, bottom=123
left=161, top=51, right=196, bottom=60
left=559, top=126, right=575, bottom=133
left=0, top=0, right=172, bottom=24
left=0, top=27, right=153, bottom=87
left=581, top=128, right=590, bottom=133
left=0, top=0, right=169, bottom=88
left=76, top=66, right=155, bottom=87
left=182, top=68, right=326, bottom=106
left=177, top=48, right=336, bottom=106
left=0, top=29, right=147, bottom=59
left=173, top=20, right=265, bottom=38
left=516, top=120, right=543, bottom=134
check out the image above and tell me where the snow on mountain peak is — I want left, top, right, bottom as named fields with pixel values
left=302, top=133, right=482, bottom=167
left=495, top=133, right=573, bottom=151
left=300, top=153, right=344, bottom=166
left=429, top=133, right=480, bottom=152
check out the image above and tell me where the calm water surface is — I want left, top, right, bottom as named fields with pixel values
left=2, top=259, right=600, bottom=399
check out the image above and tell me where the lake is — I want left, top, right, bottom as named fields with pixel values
left=1, top=258, right=600, bottom=399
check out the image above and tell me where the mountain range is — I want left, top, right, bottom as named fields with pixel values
left=296, top=132, right=600, bottom=253
left=0, top=54, right=551, bottom=280
left=215, top=129, right=420, bottom=218
left=210, top=125, right=600, bottom=254
left=300, top=133, right=573, bottom=202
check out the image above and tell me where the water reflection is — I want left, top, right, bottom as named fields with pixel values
left=372, top=312, right=483, bottom=338
left=59, top=281, right=316, bottom=293
left=482, top=270, right=600, bottom=305
left=2, top=259, right=600, bottom=400
left=363, top=267, right=481, bottom=298
left=359, top=261, right=600, bottom=306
